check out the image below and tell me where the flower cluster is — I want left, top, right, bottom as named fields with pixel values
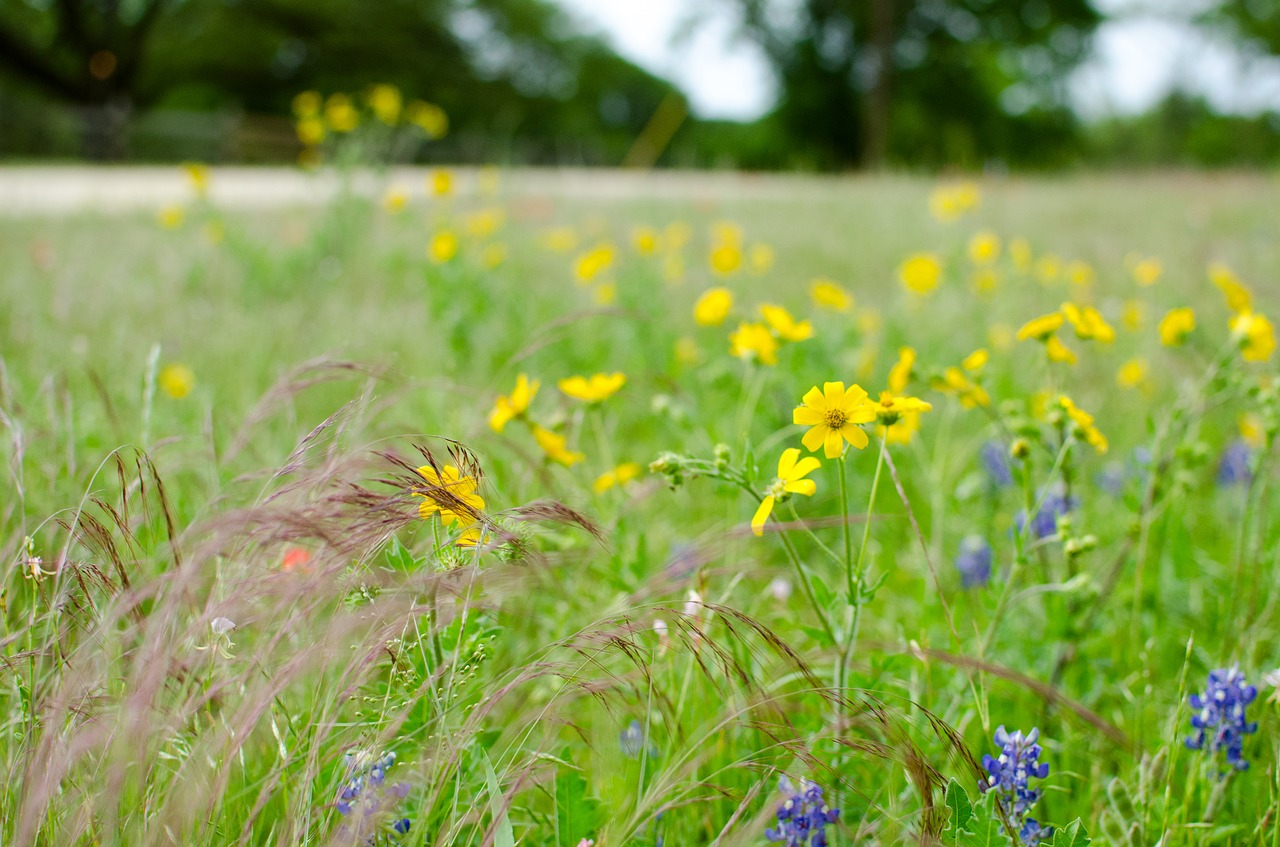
left=954, top=536, right=993, bottom=588
left=336, top=751, right=412, bottom=843
left=981, top=726, right=1050, bottom=845
left=764, top=778, right=840, bottom=847
left=1187, top=666, right=1259, bottom=771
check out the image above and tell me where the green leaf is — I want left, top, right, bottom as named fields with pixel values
left=384, top=536, right=417, bottom=572
left=478, top=748, right=516, bottom=847
left=954, top=789, right=1014, bottom=847
left=1048, top=819, right=1091, bottom=847
left=944, top=779, right=974, bottom=833
left=554, top=770, right=602, bottom=847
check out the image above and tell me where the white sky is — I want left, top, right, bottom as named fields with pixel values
left=555, top=0, right=1280, bottom=122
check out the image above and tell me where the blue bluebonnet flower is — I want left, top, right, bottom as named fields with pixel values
left=981, top=726, right=1050, bottom=845
left=336, top=751, right=413, bottom=842
left=1187, top=666, right=1258, bottom=771
left=981, top=441, right=1013, bottom=487
left=621, top=719, right=660, bottom=759
left=954, top=536, right=993, bottom=588
left=764, top=777, right=840, bottom=847
left=1015, top=485, right=1075, bottom=539
left=1217, top=440, right=1253, bottom=487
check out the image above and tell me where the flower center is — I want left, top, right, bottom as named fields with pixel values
left=824, top=408, right=847, bottom=429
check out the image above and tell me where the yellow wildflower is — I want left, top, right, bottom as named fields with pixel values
left=709, top=242, right=743, bottom=275
left=749, top=243, right=775, bottom=274
left=972, top=268, right=1000, bottom=294
left=1158, top=307, right=1196, bottom=346
left=405, top=100, right=448, bottom=138
left=1035, top=254, right=1062, bottom=284
left=759, top=304, right=813, bottom=342
left=1209, top=263, right=1252, bottom=313
left=183, top=163, right=209, bottom=197
left=1131, top=256, right=1162, bottom=286
left=324, top=94, right=359, bottom=132
left=558, top=372, right=626, bottom=403
left=1116, top=358, right=1149, bottom=390
left=1240, top=413, right=1266, bottom=449
left=382, top=188, right=408, bottom=213
left=574, top=244, right=615, bottom=284
left=292, top=90, right=322, bottom=118
left=595, top=462, right=643, bottom=494
left=428, top=231, right=458, bottom=263
left=928, top=182, right=980, bottom=222
left=1067, top=260, right=1095, bottom=288
left=1230, top=311, right=1276, bottom=362
left=664, top=221, right=692, bottom=249
left=898, top=253, right=942, bottom=295
left=1057, top=395, right=1108, bottom=453
left=430, top=169, right=453, bottom=197
left=1121, top=299, right=1145, bottom=331
left=488, top=374, right=539, bottom=433
left=367, top=83, right=402, bottom=125
left=531, top=425, right=584, bottom=467
left=877, top=410, right=921, bottom=445
left=729, top=322, right=779, bottom=366
left=1009, top=238, right=1033, bottom=273
left=962, top=349, right=989, bottom=372
left=1061, top=302, right=1115, bottom=343
left=674, top=336, right=701, bottom=365
left=858, top=309, right=883, bottom=335
left=932, top=367, right=990, bottom=409
left=296, top=117, right=326, bottom=146
left=157, top=205, right=184, bottom=230
left=415, top=464, right=485, bottom=526
left=988, top=323, right=1015, bottom=351
left=159, top=364, right=195, bottom=399
left=1016, top=312, right=1065, bottom=342
left=693, top=287, right=733, bottom=326
left=751, top=448, right=820, bottom=536
left=592, top=282, right=616, bottom=305
left=968, top=230, right=1001, bottom=265
left=873, top=390, right=932, bottom=426
left=466, top=209, right=504, bottom=237
left=887, top=346, right=916, bottom=394
left=482, top=244, right=508, bottom=269
left=1045, top=335, right=1077, bottom=365
left=793, top=382, right=876, bottom=458
left=632, top=227, right=661, bottom=255
left=663, top=254, right=684, bottom=285
left=543, top=227, right=577, bottom=253
left=810, top=278, right=853, bottom=312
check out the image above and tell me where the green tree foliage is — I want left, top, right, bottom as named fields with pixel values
left=714, top=0, right=1102, bottom=168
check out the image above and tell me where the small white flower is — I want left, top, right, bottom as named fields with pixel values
left=769, top=577, right=792, bottom=602
left=211, top=616, right=236, bottom=635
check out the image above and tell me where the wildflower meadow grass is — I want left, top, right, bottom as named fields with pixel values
left=2, top=167, right=1280, bottom=845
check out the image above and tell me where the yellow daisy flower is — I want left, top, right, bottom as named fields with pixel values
left=810, top=278, right=853, bottom=312
left=1016, top=312, right=1065, bottom=342
left=159, top=364, right=195, bottom=399
left=415, top=464, right=485, bottom=526
left=898, top=253, right=942, bottom=295
left=751, top=448, right=820, bottom=537
left=1057, top=396, right=1108, bottom=454
left=873, top=390, right=933, bottom=426
left=594, top=462, right=643, bottom=494
left=531, top=425, right=585, bottom=466
left=558, top=372, right=626, bottom=403
left=489, top=374, right=539, bottom=433
left=888, top=346, right=916, bottom=394
left=1231, top=311, right=1276, bottom=362
left=729, top=321, right=779, bottom=365
left=693, top=287, right=733, bottom=326
left=759, top=304, right=813, bottom=342
left=793, top=382, right=876, bottom=458
left=1158, top=307, right=1195, bottom=346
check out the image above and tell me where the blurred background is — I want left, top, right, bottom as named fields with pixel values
left=1, top=0, right=1279, bottom=170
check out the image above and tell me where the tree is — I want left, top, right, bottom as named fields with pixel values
left=715, top=0, right=1102, bottom=168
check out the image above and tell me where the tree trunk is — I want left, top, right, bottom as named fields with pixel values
left=862, top=0, right=894, bottom=169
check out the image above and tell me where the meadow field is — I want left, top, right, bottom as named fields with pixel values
left=2, top=166, right=1280, bottom=846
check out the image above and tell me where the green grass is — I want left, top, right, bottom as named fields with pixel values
left=2, top=168, right=1280, bottom=846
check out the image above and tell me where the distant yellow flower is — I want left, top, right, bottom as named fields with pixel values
left=292, top=90, right=322, bottom=118
left=873, top=390, right=932, bottom=426
left=482, top=243, right=508, bottom=269
left=1016, top=312, right=1065, bottom=342
left=531, top=425, right=584, bottom=466
left=662, top=254, right=684, bottom=285
left=405, top=100, right=449, bottom=138
left=1061, top=302, right=1115, bottom=343
left=382, top=188, right=408, bottom=213
left=1131, top=256, right=1162, bottom=286
left=898, top=253, right=942, bottom=295
left=665, top=221, right=692, bottom=249
left=749, top=243, right=775, bottom=274
left=793, top=382, right=876, bottom=458
left=1158, top=307, right=1195, bottom=346
left=202, top=221, right=224, bottom=245
left=594, top=462, right=642, bottom=494
left=968, top=230, right=1001, bottom=265
left=928, top=182, right=980, bottom=222
left=157, top=205, right=184, bottom=230
left=489, top=374, right=539, bottom=433
left=729, top=321, right=779, bottom=365
left=962, top=348, right=989, bottom=372
left=1240, top=413, right=1266, bottom=448
left=1121, top=299, right=1145, bottom=331
left=1058, top=395, right=1108, bottom=453
left=183, top=163, right=210, bottom=197
left=1009, top=238, right=1033, bottom=273
left=693, top=287, right=733, bottom=326
left=559, top=372, right=626, bottom=403
left=1035, top=254, right=1062, bottom=284
left=971, top=268, right=1000, bottom=294
left=1045, top=335, right=1077, bottom=365
left=296, top=117, right=326, bottom=146
left=932, top=366, right=990, bottom=408
left=988, top=323, right=1015, bottom=351
left=159, top=364, right=195, bottom=399
left=367, top=84, right=402, bottom=125
left=466, top=208, right=504, bottom=237
left=810, top=278, right=852, bottom=312
left=751, top=448, right=820, bottom=536
left=888, top=346, right=916, bottom=394
left=709, top=242, right=743, bottom=275
left=711, top=220, right=744, bottom=245
left=1230, top=311, right=1276, bottom=362
left=858, top=309, right=883, bottom=335
left=1116, top=358, right=1149, bottom=390
left=428, top=231, right=458, bottom=263
left=592, top=281, right=616, bottom=305
left=543, top=227, right=577, bottom=253
left=430, top=169, right=453, bottom=197
left=877, top=410, right=921, bottom=445
left=759, top=304, right=813, bottom=342
left=415, top=464, right=485, bottom=526
left=324, top=94, right=359, bottom=132
left=632, top=226, right=661, bottom=255
left=1066, top=260, right=1095, bottom=288
left=674, top=336, right=701, bottom=365
left=1209, top=263, right=1252, bottom=313
left=478, top=165, right=501, bottom=195
left=574, top=244, right=615, bottom=284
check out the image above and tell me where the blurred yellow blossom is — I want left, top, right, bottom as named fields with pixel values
left=1121, top=299, right=1145, bottom=331
left=430, top=169, right=453, bottom=197
left=888, top=347, right=916, bottom=394
left=542, top=227, right=577, bottom=253
left=366, top=83, right=402, bottom=124
left=664, top=221, right=692, bottom=249
left=810, top=278, right=852, bottom=312
left=898, top=253, right=942, bottom=295
left=1130, top=256, right=1162, bottom=286
left=932, top=367, right=990, bottom=408
left=466, top=209, right=504, bottom=237
left=632, top=227, right=661, bottom=255
left=709, top=242, right=743, bottom=276
left=968, top=231, right=1001, bottom=265
left=972, top=268, right=1000, bottom=293
left=428, top=231, right=458, bottom=263
left=729, top=322, right=779, bottom=365
left=159, top=364, right=195, bottom=399
left=405, top=100, right=449, bottom=138
left=1058, top=395, right=1108, bottom=453
left=592, top=282, right=616, bottom=305
left=693, top=287, right=733, bottom=326
left=183, top=163, right=209, bottom=197
left=292, top=90, right=322, bottom=117
left=1066, top=260, right=1095, bottom=288
left=482, top=244, right=508, bottom=269
left=532, top=425, right=584, bottom=467
left=1035, top=254, right=1062, bottom=285
left=928, top=182, right=980, bottom=222
left=873, top=390, right=932, bottom=426
left=1045, top=335, right=1077, bottom=365
left=1016, top=312, right=1065, bottom=342
left=382, top=188, right=408, bottom=213
left=1158, top=307, right=1196, bottom=346
left=559, top=372, right=626, bottom=403
left=296, top=117, right=326, bottom=146
left=1116, top=358, right=1149, bottom=390
left=324, top=94, right=359, bottom=132
left=157, top=205, right=184, bottom=230
left=759, top=304, right=813, bottom=342
left=1230, top=311, right=1276, bottom=362
left=1061, top=302, right=1115, bottom=343
left=1210, top=263, right=1252, bottom=313
left=574, top=244, right=615, bottom=284
left=1240, top=413, right=1266, bottom=448
left=988, top=323, right=1015, bottom=350
left=962, top=348, right=989, bottom=372
left=674, top=336, right=701, bottom=365
left=1009, top=238, right=1033, bottom=273
left=749, top=243, right=775, bottom=274
left=489, top=374, right=539, bottom=433
left=594, top=462, right=643, bottom=494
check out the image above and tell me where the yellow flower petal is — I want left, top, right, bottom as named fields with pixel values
left=751, top=496, right=774, bottom=536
